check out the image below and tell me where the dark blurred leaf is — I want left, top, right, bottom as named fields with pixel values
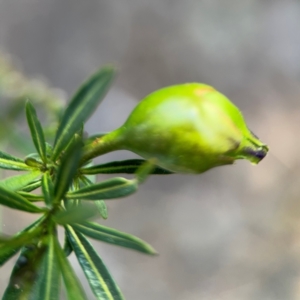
left=53, top=235, right=87, bottom=300
left=53, top=205, right=98, bottom=225
left=0, top=150, right=31, bottom=171
left=0, top=216, right=44, bottom=267
left=53, top=139, right=82, bottom=204
left=66, top=226, right=124, bottom=300
left=52, top=66, right=115, bottom=161
left=0, top=184, right=44, bottom=213
left=81, top=159, right=173, bottom=175
left=0, top=170, right=41, bottom=191
left=67, top=177, right=138, bottom=200
left=25, top=101, right=47, bottom=163
left=95, top=200, right=108, bottom=219
left=29, top=233, right=60, bottom=300
left=63, top=232, right=73, bottom=257
left=42, top=172, right=54, bottom=206
left=73, top=222, right=157, bottom=255
left=2, top=242, right=46, bottom=300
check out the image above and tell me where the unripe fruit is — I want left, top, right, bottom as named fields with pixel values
left=82, top=83, right=268, bottom=173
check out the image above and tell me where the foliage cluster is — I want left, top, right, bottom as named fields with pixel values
left=0, top=66, right=167, bottom=299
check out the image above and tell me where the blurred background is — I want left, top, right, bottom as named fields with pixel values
left=0, top=0, right=300, bottom=299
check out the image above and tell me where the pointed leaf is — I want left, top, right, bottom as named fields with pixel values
left=0, top=150, right=31, bottom=171
left=0, top=170, right=41, bottom=191
left=81, top=159, right=173, bottom=175
left=73, top=222, right=157, bottom=255
left=54, top=139, right=82, bottom=203
left=95, top=200, right=108, bottom=219
left=53, top=236, right=87, bottom=300
left=67, top=177, right=138, bottom=200
left=52, top=66, right=115, bottom=161
left=26, top=101, right=47, bottom=162
left=0, top=185, right=44, bottom=213
left=42, top=172, right=54, bottom=206
left=66, top=226, right=124, bottom=300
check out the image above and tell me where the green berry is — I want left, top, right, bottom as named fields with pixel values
left=82, top=83, right=268, bottom=173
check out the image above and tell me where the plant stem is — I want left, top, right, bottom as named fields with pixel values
left=80, top=128, right=123, bottom=165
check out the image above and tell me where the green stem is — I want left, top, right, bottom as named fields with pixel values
left=80, top=128, right=123, bottom=165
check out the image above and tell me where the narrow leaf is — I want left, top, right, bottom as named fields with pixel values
left=53, top=235, right=87, bottom=300
left=73, top=222, right=157, bottom=255
left=0, top=185, right=44, bottom=213
left=95, top=200, right=108, bottom=219
left=0, top=150, right=31, bottom=171
left=42, top=172, right=54, bottom=206
left=66, top=226, right=124, bottom=300
left=81, top=159, right=173, bottom=175
left=0, top=170, right=41, bottom=191
left=54, top=139, right=82, bottom=203
left=26, top=101, right=47, bottom=162
left=67, top=177, right=138, bottom=200
left=52, top=66, right=115, bottom=161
